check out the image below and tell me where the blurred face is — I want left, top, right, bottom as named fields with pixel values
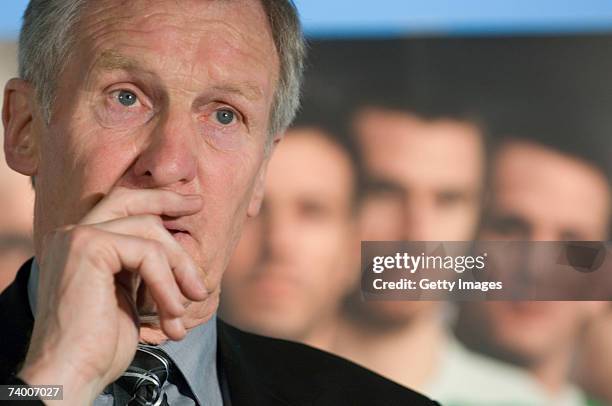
left=221, top=129, right=358, bottom=342
left=353, top=108, right=484, bottom=323
left=477, top=141, right=610, bottom=365
left=24, top=0, right=279, bottom=306
left=356, top=108, right=484, bottom=242
left=483, top=141, right=610, bottom=241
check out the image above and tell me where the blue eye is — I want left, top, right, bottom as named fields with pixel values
left=216, top=109, right=235, bottom=125
left=117, top=90, right=137, bottom=107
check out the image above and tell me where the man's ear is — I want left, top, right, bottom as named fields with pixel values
left=3, top=78, right=39, bottom=176
left=246, top=135, right=283, bottom=217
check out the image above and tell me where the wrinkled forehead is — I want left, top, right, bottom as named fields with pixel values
left=79, top=0, right=272, bottom=36
left=73, top=0, right=279, bottom=79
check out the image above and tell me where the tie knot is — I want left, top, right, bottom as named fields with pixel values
left=116, top=344, right=172, bottom=406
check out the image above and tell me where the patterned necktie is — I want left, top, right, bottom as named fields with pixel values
left=116, top=344, right=172, bottom=406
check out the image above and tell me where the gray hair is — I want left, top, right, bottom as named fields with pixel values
left=18, top=0, right=306, bottom=150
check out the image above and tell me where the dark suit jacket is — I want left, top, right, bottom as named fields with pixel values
left=1, top=260, right=439, bottom=405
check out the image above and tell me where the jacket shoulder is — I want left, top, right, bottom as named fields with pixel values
left=218, top=320, right=439, bottom=405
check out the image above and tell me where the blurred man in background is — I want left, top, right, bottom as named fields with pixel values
left=334, top=105, right=544, bottom=405
left=0, top=42, right=34, bottom=290
left=220, top=119, right=362, bottom=350
left=457, top=137, right=610, bottom=405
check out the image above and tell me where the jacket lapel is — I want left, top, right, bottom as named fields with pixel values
left=0, top=258, right=35, bottom=382
left=217, top=320, right=291, bottom=406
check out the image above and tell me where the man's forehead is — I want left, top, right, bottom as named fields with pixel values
left=80, top=0, right=271, bottom=37
left=78, top=0, right=277, bottom=65
left=493, top=148, right=610, bottom=234
left=84, top=0, right=263, bottom=18
left=495, top=143, right=608, bottom=195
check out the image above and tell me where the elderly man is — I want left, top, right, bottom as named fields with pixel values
left=0, top=1, right=438, bottom=405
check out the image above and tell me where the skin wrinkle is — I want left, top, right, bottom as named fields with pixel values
left=90, top=29, right=268, bottom=102
left=83, top=4, right=275, bottom=82
left=88, top=42, right=268, bottom=100
left=80, top=35, right=271, bottom=140
left=72, top=1, right=278, bottom=145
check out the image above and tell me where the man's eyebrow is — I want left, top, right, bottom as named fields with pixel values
left=210, top=83, right=264, bottom=102
left=94, top=50, right=143, bottom=71
left=93, top=50, right=264, bottom=101
left=364, top=177, right=405, bottom=196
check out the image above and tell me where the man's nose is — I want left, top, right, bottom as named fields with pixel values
left=402, top=199, right=436, bottom=241
left=132, top=110, right=197, bottom=187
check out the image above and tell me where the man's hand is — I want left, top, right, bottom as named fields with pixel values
left=18, top=187, right=208, bottom=405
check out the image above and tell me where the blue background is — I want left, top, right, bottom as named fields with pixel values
left=1, top=0, right=612, bottom=39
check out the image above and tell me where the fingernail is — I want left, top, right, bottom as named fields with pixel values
left=168, top=317, right=185, bottom=339
left=195, top=275, right=209, bottom=298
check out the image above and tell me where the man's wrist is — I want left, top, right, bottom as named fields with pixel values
left=18, top=360, right=101, bottom=405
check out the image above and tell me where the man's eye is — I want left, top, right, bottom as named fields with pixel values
left=216, top=109, right=235, bottom=125
left=116, top=90, right=138, bottom=107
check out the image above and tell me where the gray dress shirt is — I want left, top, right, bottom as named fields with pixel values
left=28, top=260, right=223, bottom=405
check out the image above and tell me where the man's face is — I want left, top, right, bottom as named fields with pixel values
left=353, top=108, right=484, bottom=323
left=28, top=0, right=279, bottom=298
left=482, top=141, right=610, bottom=241
left=221, top=129, right=358, bottom=342
left=476, top=141, right=610, bottom=365
left=355, top=108, right=484, bottom=242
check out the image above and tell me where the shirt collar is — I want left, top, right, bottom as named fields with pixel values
left=27, top=259, right=39, bottom=316
left=28, top=259, right=222, bottom=405
left=161, top=315, right=222, bottom=405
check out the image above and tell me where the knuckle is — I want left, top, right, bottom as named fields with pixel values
left=47, top=225, right=119, bottom=273
left=145, top=239, right=166, bottom=258
left=86, top=245, right=119, bottom=273
left=142, top=215, right=165, bottom=239
left=67, top=225, right=95, bottom=249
